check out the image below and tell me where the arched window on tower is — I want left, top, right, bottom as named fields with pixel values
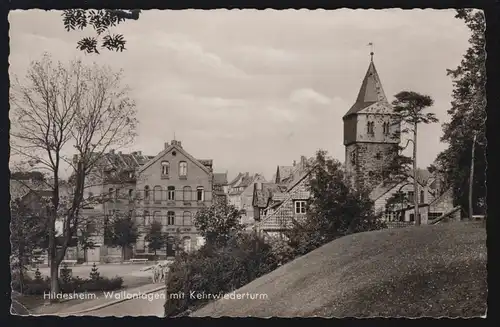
left=350, top=150, right=356, bottom=165
left=367, top=121, right=375, bottom=135
left=383, top=122, right=390, bottom=136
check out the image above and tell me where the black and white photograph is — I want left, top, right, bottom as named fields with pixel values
left=8, top=8, right=487, bottom=318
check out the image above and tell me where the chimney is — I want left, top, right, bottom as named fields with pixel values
left=118, top=151, right=122, bottom=155
left=177, top=141, right=182, bottom=148
left=137, top=151, right=142, bottom=156
left=293, top=160, right=297, bottom=166
left=164, top=142, right=169, bottom=149
left=110, top=149, right=115, bottom=154
left=300, top=155, right=307, bottom=166
left=255, top=182, right=263, bottom=190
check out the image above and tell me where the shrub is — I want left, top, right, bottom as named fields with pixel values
left=12, top=271, right=123, bottom=295
left=164, top=233, right=280, bottom=317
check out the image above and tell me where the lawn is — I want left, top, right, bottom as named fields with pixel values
left=191, top=221, right=487, bottom=318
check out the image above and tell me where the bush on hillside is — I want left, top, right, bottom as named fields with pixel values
left=164, top=233, right=280, bottom=317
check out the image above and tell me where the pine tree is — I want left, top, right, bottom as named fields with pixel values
left=34, top=268, right=43, bottom=282
left=89, top=262, right=100, bottom=281
left=391, top=91, right=438, bottom=225
left=60, top=263, right=72, bottom=284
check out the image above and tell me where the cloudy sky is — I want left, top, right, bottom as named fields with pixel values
left=9, top=9, right=470, bottom=180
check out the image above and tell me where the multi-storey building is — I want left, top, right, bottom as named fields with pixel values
left=135, top=140, right=213, bottom=257
left=78, top=149, right=154, bottom=262
left=227, top=172, right=267, bottom=226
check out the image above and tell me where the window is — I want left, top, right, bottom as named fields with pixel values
left=197, top=187, right=204, bottom=201
left=109, top=188, right=114, bottom=197
left=129, top=210, right=134, bottom=218
left=294, top=201, right=307, bottom=214
left=179, top=161, right=187, bottom=177
left=183, top=186, right=192, bottom=201
left=409, top=213, right=420, bottom=222
left=183, top=237, right=192, bottom=253
left=383, top=122, right=390, bottom=136
left=183, top=211, right=192, bottom=226
left=143, top=211, right=150, bottom=226
left=167, top=211, right=175, bottom=225
left=128, top=189, right=134, bottom=199
left=115, top=188, right=120, bottom=199
left=86, top=222, right=97, bottom=234
left=367, top=121, right=374, bottom=135
left=350, top=151, right=356, bottom=165
left=420, top=190, right=425, bottom=203
left=408, top=191, right=415, bottom=203
left=168, top=186, right=175, bottom=201
left=153, top=186, right=162, bottom=203
left=161, top=161, right=170, bottom=175
left=153, top=211, right=161, bottom=223
left=144, top=185, right=150, bottom=200
left=128, top=171, right=134, bottom=179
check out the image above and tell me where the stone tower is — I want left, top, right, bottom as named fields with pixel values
left=343, top=53, right=401, bottom=190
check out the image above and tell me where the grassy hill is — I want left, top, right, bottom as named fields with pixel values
left=191, top=221, right=487, bottom=318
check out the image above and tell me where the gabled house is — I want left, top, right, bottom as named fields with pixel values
left=135, top=140, right=213, bottom=257
left=227, top=172, right=267, bottom=225
left=213, top=172, right=229, bottom=198
left=249, top=156, right=314, bottom=238
left=370, top=169, right=457, bottom=225
left=74, top=149, right=155, bottom=263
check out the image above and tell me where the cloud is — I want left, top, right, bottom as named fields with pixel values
left=8, top=9, right=471, bottom=178
left=290, top=88, right=332, bottom=106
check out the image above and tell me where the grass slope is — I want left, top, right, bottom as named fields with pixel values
left=191, top=222, right=487, bottom=318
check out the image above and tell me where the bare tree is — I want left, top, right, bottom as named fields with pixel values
left=10, top=53, right=138, bottom=296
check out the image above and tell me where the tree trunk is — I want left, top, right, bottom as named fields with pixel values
left=49, top=257, right=60, bottom=301
left=413, top=124, right=420, bottom=226
left=469, top=133, right=477, bottom=220
left=121, top=247, right=126, bottom=262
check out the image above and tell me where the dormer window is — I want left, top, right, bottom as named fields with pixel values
left=179, top=161, right=187, bottom=178
left=161, top=161, right=170, bottom=176
left=367, top=121, right=375, bottom=135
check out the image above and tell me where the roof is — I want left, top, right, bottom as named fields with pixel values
left=213, top=173, right=228, bottom=185
left=254, top=183, right=281, bottom=208
left=276, top=166, right=294, bottom=184
left=229, top=173, right=264, bottom=195
left=343, top=58, right=393, bottom=119
left=192, top=222, right=486, bottom=317
left=138, top=142, right=211, bottom=175
left=369, top=169, right=436, bottom=202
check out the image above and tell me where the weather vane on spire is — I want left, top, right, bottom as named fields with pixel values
left=368, top=42, right=374, bottom=61
left=173, top=131, right=176, bottom=141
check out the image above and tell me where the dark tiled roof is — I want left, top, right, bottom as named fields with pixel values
left=343, top=59, right=391, bottom=118
left=276, top=166, right=293, bottom=183
left=214, top=173, right=228, bottom=185
left=254, top=183, right=281, bottom=208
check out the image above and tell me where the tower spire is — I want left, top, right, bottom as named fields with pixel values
left=368, top=42, right=374, bottom=61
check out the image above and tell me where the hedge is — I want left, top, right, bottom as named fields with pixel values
left=11, top=270, right=123, bottom=295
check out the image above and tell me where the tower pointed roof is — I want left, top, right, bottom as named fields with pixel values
left=343, top=56, right=391, bottom=119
